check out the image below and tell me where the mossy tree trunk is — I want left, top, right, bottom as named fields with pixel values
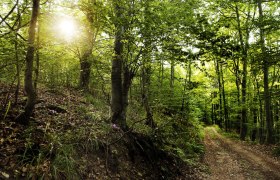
left=16, top=0, right=40, bottom=125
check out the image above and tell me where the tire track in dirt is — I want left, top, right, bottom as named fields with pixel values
left=203, top=127, right=280, bottom=180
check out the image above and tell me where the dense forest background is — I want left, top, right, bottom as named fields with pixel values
left=0, top=0, right=280, bottom=179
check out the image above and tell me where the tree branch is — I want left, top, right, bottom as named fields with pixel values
left=0, top=0, right=19, bottom=25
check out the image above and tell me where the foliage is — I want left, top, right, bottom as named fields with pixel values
left=153, top=113, right=204, bottom=164
left=1, top=0, right=280, bottom=178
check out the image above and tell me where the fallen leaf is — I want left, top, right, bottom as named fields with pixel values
left=22, top=167, right=27, bottom=173
left=1, top=171, right=10, bottom=179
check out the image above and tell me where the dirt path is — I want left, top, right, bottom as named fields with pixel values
left=203, top=127, right=280, bottom=180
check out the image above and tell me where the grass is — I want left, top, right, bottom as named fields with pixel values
left=1, top=85, right=206, bottom=179
left=47, top=125, right=105, bottom=179
left=51, top=144, right=78, bottom=179
left=222, top=131, right=240, bottom=140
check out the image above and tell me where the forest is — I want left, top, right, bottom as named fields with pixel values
left=0, top=0, right=280, bottom=179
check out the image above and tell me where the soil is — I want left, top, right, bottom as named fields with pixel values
left=202, top=127, right=280, bottom=180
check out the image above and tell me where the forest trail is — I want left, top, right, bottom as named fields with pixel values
left=203, top=127, right=280, bottom=180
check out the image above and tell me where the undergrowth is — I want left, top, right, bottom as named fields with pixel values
left=151, top=112, right=204, bottom=165
left=47, top=93, right=205, bottom=178
left=1, top=87, right=205, bottom=179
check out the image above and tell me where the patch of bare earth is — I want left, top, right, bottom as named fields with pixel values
left=202, top=127, right=280, bottom=180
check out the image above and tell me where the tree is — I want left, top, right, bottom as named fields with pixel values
left=14, top=0, right=21, bottom=104
left=16, top=0, right=40, bottom=125
left=141, top=0, right=156, bottom=128
left=111, top=0, right=127, bottom=130
left=235, top=2, right=251, bottom=141
left=78, top=0, right=103, bottom=91
left=257, top=0, right=274, bottom=144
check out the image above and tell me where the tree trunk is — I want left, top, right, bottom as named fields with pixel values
left=34, top=21, right=40, bottom=91
left=240, top=56, right=248, bottom=141
left=233, top=60, right=241, bottom=133
left=79, top=31, right=94, bottom=91
left=215, top=60, right=223, bottom=128
left=180, top=74, right=188, bottom=112
left=251, top=100, right=258, bottom=142
left=142, top=63, right=155, bottom=128
left=211, top=103, right=215, bottom=125
left=14, top=0, right=21, bottom=105
left=15, top=0, right=40, bottom=125
left=78, top=0, right=100, bottom=91
left=256, top=80, right=265, bottom=144
left=212, top=92, right=218, bottom=125
left=79, top=55, right=92, bottom=91
left=122, top=66, right=134, bottom=126
left=274, top=99, right=279, bottom=142
left=257, top=0, right=274, bottom=144
left=221, top=65, right=229, bottom=131
left=111, top=0, right=127, bottom=130
left=141, top=2, right=156, bottom=129
left=14, top=33, right=20, bottom=104
left=235, top=3, right=251, bottom=141
left=182, top=59, right=192, bottom=116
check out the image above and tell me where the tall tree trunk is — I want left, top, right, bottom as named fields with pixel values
left=233, top=59, right=241, bottom=133
left=79, top=0, right=100, bottom=91
left=212, top=92, right=218, bottom=125
left=111, top=0, right=127, bottom=130
left=221, top=65, right=229, bottom=131
left=274, top=97, right=279, bottom=142
left=183, top=59, right=192, bottom=116
left=256, top=80, right=265, bottom=144
left=258, top=0, right=274, bottom=144
left=142, top=63, right=155, bottom=128
left=14, top=4, right=21, bottom=105
left=142, top=2, right=156, bottom=129
left=251, top=97, right=258, bottom=142
left=180, top=73, right=188, bottom=112
left=15, top=35, right=20, bottom=104
left=79, top=25, right=94, bottom=91
left=215, top=60, right=223, bottom=128
left=122, top=66, right=134, bottom=125
left=211, top=103, right=214, bottom=125
left=16, top=0, right=40, bottom=125
left=34, top=21, right=40, bottom=91
left=79, top=54, right=92, bottom=91
left=79, top=28, right=94, bottom=91
left=240, top=58, right=248, bottom=140
left=252, top=78, right=259, bottom=142
left=235, top=3, right=250, bottom=140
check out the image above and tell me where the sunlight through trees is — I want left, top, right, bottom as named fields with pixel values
left=0, top=0, right=280, bottom=178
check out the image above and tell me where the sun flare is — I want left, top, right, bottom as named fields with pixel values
left=57, top=18, right=77, bottom=40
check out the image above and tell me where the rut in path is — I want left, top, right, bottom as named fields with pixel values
left=203, top=127, right=280, bottom=180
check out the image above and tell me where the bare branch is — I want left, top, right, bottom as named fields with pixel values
left=0, top=0, right=19, bottom=25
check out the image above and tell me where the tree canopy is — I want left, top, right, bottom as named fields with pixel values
left=0, top=0, right=280, bottom=178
